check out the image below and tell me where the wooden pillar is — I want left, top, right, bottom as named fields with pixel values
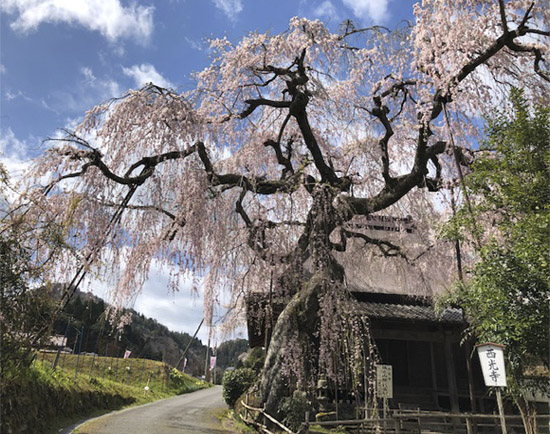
left=444, top=332, right=460, bottom=413
left=429, top=342, right=438, bottom=408
left=464, top=340, right=479, bottom=434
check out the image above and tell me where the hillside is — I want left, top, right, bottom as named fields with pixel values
left=3, top=355, right=207, bottom=434
left=51, top=288, right=248, bottom=377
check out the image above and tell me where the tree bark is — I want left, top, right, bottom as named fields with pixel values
left=516, top=394, right=537, bottom=434
left=259, top=185, right=349, bottom=414
left=259, top=271, right=326, bottom=414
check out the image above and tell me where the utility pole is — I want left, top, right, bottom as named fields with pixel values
left=204, top=332, right=211, bottom=382
left=176, top=318, right=203, bottom=370
left=203, top=307, right=214, bottom=382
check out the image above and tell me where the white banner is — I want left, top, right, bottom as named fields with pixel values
left=209, top=356, right=216, bottom=371
left=477, top=343, right=507, bottom=387
left=123, top=349, right=132, bottom=359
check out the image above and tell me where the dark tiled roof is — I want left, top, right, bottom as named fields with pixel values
left=360, top=301, right=464, bottom=324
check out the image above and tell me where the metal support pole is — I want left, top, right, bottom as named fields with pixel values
left=53, top=320, right=70, bottom=370
left=75, top=326, right=84, bottom=378
left=204, top=333, right=210, bottom=382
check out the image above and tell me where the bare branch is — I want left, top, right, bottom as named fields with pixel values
left=264, top=138, right=294, bottom=176
left=498, top=0, right=509, bottom=33
left=196, top=142, right=301, bottom=195
left=235, top=189, right=252, bottom=227
left=341, top=228, right=407, bottom=259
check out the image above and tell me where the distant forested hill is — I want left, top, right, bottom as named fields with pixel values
left=52, top=289, right=248, bottom=377
left=215, top=338, right=249, bottom=369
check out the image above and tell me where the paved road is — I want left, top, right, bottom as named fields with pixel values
left=73, top=386, right=231, bottom=434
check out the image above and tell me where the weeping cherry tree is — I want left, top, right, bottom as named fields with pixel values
left=17, top=0, right=550, bottom=413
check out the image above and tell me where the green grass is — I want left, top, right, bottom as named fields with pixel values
left=38, top=351, right=185, bottom=392
left=2, top=354, right=210, bottom=434
left=223, top=409, right=261, bottom=433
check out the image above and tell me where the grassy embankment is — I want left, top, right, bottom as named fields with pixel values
left=2, top=353, right=209, bottom=434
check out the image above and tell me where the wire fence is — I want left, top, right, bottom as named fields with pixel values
left=37, top=350, right=172, bottom=392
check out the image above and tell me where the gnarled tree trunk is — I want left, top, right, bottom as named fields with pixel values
left=259, top=271, right=326, bottom=414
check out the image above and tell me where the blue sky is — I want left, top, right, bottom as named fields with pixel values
left=0, top=0, right=417, bottom=343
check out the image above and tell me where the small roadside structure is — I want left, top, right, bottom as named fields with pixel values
left=39, top=334, right=72, bottom=353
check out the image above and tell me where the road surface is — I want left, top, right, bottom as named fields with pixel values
left=72, top=386, right=231, bottom=434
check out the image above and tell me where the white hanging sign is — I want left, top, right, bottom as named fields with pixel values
left=477, top=343, right=507, bottom=387
left=376, top=364, right=393, bottom=398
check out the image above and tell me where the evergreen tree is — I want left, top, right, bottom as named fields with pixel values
left=443, top=89, right=549, bottom=433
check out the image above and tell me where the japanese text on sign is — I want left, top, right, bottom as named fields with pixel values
left=376, top=364, right=393, bottom=398
left=477, top=343, right=507, bottom=387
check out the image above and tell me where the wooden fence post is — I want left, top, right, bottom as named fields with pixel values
left=393, top=416, right=401, bottom=434
left=89, top=353, right=96, bottom=378
left=466, top=416, right=473, bottom=434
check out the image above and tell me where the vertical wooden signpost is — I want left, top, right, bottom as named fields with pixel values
left=476, top=343, right=507, bottom=434
left=376, top=364, right=393, bottom=434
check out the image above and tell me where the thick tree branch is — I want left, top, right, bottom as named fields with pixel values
left=342, top=139, right=467, bottom=217
left=505, top=39, right=550, bottom=82
left=235, top=189, right=252, bottom=227
left=264, top=138, right=294, bottom=177
left=197, top=142, right=301, bottom=195
left=379, top=79, right=416, bottom=98
left=339, top=228, right=407, bottom=259
left=372, top=95, right=394, bottom=185
left=52, top=135, right=200, bottom=188
left=498, top=0, right=509, bottom=33
left=240, top=98, right=291, bottom=119
left=293, top=107, right=345, bottom=187
left=123, top=147, right=198, bottom=178
left=452, top=2, right=546, bottom=89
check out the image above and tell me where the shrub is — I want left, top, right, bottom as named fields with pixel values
left=242, top=347, right=265, bottom=373
left=222, top=367, right=256, bottom=408
left=278, top=391, right=312, bottom=432
left=169, top=368, right=186, bottom=387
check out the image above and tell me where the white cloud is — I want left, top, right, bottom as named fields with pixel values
left=122, top=63, right=174, bottom=89
left=5, top=89, right=32, bottom=102
left=36, top=66, right=122, bottom=116
left=87, top=260, right=210, bottom=343
left=80, top=66, right=95, bottom=84
left=1, top=0, right=154, bottom=43
left=134, top=284, right=207, bottom=342
left=211, top=0, right=242, bottom=21
left=313, top=1, right=342, bottom=21
left=0, top=128, right=32, bottom=187
left=342, top=0, right=390, bottom=23
left=184, top=36, right=204, bottom=52
left=0, top=64, right=6, bottom=74
left=40, top=97, right=60, bottom=114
